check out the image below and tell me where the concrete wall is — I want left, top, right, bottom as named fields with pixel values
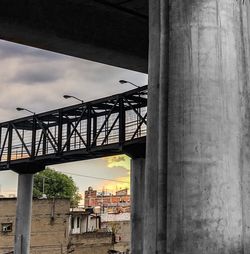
left=101, top=213, right=130, bottom=222
left=70, top=214, right=100, bottom=234
left=101, top=214, right=130, bottom=253
left=0, top=198, right=16, bottom=253
left=68, top=232, right=113, bottom=254
left=0, top=198, right=70, bottom=254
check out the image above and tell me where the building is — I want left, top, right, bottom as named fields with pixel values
left=84, top=187, right=130, bottom=211
left=70, top=207, right=100, bottom=234
left=0, top=198, right=70, bottom=254
left=0, top=198, right=116, bottom=254
left=101, top=213, right=130, bottom=253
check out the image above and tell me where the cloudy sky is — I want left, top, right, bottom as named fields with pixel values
left=0, top=39, right=147, bottom=200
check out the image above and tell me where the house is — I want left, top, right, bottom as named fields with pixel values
left=84, top=187, right=130, bottom=213
left=0, top=198, right=115, bottom=254
left=69, top=207, right=100, bottom=234
left=0, top=198, right=70, bottom=254
left=101, top=213, right=130, bottom=253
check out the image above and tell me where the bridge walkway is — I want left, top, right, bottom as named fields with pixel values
left=0, top=86, right=147, bottom=173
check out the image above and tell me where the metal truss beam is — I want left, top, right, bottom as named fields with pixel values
left=0, top=86, right=147, bottom=172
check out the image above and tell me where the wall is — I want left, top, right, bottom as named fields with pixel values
left=70, top=213, right=100, bottom=234
left=84, top=187, right=130, bottom=208
left=101, top=213, right=130, bottom=253
left=68, top=232, right=114, bottom=254
left=0, top=198, right=120, bottom=254
left=0, top=198, right=16, bottom=254
left=0, top=198, right=70, bottom=254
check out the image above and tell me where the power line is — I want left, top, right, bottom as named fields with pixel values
left=59, top=171, right=129, bottom=184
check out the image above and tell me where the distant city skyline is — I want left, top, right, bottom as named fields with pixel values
left=0, top=39, right=147, bottom=200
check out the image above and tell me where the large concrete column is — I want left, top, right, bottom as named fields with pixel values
left=143, top=1, right=160, bottom=253
left=14, top=174, right=34, bottom=254
left=144, top=1, right=250, bottom=253
left=131, top=157, right=145, bottom=254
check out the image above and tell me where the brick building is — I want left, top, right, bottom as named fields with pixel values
left=0, top=198, right=70, bottom=254
left=0, top=198, right=116, bottom=254
left=84, top=187, right=130, bottom=209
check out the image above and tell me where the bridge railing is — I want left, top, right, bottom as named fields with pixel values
left=0, top=86, right=147, bottom=166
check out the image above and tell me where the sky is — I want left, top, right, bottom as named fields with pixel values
left=0, top=39, right=147, bottom=200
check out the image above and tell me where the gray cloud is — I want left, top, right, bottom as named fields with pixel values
left=0, top=39, right=62, bottom=61
left=0, top=40, right=147, bottom=194
left=0, top=40, right=32, bottom=59
left=11, top=69, right=62, bottom=84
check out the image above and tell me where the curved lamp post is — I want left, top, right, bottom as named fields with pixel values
left=63, top=95, right=84, bottom=104
left=16, top=107, right=35, bottom=115
left=119, top=80, right=140, bottom=88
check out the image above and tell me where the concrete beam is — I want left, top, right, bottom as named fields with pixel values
left=0, top=0, right=148, bottom=73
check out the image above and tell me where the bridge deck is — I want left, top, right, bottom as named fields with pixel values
left=0, top=86, right=147, bottom=173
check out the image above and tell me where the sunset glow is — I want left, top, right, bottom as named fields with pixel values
left=96, top=155, right=131, bottom=193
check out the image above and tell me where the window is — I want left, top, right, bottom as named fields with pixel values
left=71, top=217, right=74, bottom=229
left=2, top=223, right=12, bottom=232
left=77, top=217, right=80, bottom=228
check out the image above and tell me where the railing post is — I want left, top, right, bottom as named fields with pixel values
left=7, top=124, right=13, bottom=162
left=0, top=125, right=2, bottom=155
left=31, top=116, right=36, bottom=158
left=42, top=128, right=47, bottom=155
left=119, top=98, right=125, bottom=144
left=92, top=115, right=97, bottom=147
left=87, top=105, right=92, bottom=149
left=66, top=122, right=71, bottom=151
left=57, top=110, right=63, bottom=153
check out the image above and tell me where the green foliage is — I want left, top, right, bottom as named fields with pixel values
left=33, top=167, right=81, bottom=207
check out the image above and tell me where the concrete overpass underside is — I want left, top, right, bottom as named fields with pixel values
left=0, top=0, right=148, bottom=73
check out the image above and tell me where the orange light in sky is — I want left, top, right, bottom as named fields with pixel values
left=96, top=155, right=130, bottom=193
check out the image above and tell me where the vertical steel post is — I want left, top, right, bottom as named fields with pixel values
left=87, top=105, right=92, bottom=149
left=66, top=122, right=71, bottom=151
left=7, top=124, right=13, bottom=162
left=92, top=116, right=97, bottom=147
left=57, top=110, right=63, bottom=153
left=31, top=116, right=36, bottom=158
left=0, top=125, right=2, bottom=155
left=42, top=129, right=47, bottom=156
left=119, top=98, right=125, bottom=144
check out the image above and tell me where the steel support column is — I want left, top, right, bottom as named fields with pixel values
left=131, top=157, right=145, bottom=254
left=14, top=174, right=34, bottom=254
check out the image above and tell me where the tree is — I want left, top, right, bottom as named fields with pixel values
left=33, top=167, right=81, bottom=207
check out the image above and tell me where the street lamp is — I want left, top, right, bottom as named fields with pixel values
left=16, top=107, right=35, bottom=115
left=63, top=95, right=84, bottom=103
left=119, top=80, right=140, bottom=88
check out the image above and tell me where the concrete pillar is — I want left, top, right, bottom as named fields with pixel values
left=143, top=1, right=160, bottom=253
left=14, top=174, right=34, bottom=254
left=131, top=157, right=145, bottom=254
left=145, top=1, right=250, bottom=253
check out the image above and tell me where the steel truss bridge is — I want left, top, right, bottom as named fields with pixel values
left=0, top=86, right=147, bottom=173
